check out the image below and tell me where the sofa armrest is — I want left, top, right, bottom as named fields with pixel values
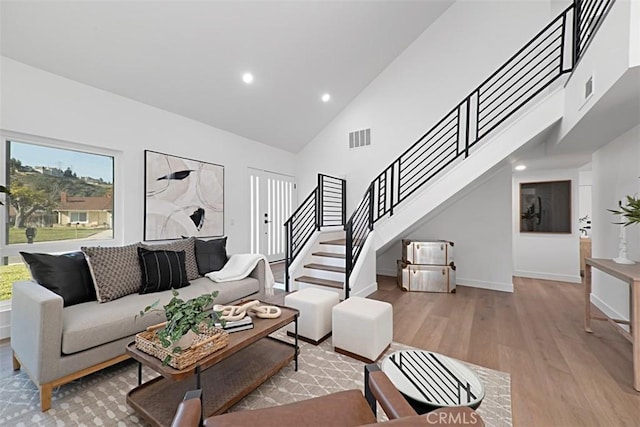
left=11, top=280, right=64, bottom=384
left=365, top=364, right=417, bottom=419
left=171, top=390, right=202, bottom=427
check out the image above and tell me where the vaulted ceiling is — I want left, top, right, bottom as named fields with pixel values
left=1, top=0, right=454, bottom=152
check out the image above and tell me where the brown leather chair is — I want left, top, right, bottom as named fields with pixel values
left=171, top=365, right=484, bottom=427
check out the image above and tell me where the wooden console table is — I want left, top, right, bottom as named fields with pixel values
left=584, top=258, right=640, bottom=391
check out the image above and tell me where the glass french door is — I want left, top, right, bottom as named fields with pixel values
left=249, top=169, right=296, bottom=262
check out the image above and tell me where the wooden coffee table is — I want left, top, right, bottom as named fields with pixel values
left=126, top=304, right=299, bottom=427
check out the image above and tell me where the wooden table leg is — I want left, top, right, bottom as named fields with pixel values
left=585, top=263, right=593, bottom=333
left=632, top=280, right=639, bottom=391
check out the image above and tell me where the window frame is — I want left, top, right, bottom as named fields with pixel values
left=0, top=130, right=122, bottom=260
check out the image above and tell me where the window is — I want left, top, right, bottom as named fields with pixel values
left=1, top=135, right=117, bottom=302
left=70, top=212, right=88, bottom=223
left=5, top=139, right=114, bottom=244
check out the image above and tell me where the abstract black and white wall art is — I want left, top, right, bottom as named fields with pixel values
left=144, top=150, right=224, bottom=241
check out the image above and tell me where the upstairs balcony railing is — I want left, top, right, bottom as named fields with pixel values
left=344, top=0, right=615, bottom=293
left=284, top=174, right=346, bottom=290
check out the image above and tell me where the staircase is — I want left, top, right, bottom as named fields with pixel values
left=295, top=237, right=346, bottom=297
left=285, top=0, right=616, bottom=299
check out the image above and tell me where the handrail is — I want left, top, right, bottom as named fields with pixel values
left=344, top=0, right=615, bottom=291
left=284, top=173, right=346, bottom=290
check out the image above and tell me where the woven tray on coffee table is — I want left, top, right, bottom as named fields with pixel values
left=135, top=322, right=229, bottom=370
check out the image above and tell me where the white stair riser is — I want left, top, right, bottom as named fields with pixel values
left=317, top=245, right=346, bottom=255
left=302, top=268, right=345, bottom=281
left=310, top=256, right=345, bottom=268
left=296, top=282, right=344, bottom=300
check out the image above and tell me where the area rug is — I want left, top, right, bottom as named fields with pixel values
left=0, top=333, right=511, bottom=426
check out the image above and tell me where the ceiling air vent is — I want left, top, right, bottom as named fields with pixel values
left=349, top=128, right=371, bottom=149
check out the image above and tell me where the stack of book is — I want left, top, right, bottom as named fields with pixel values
left=215, top=316, right=254, bottom=333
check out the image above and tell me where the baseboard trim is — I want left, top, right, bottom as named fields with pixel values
left=591, top=293, right=629, bottom=328
left=377, top=268, right=396, bottom=277
left=513, top=270, right=582, bottom=284
left=456, top=278, right=513, bottom=293
left=376, top=270, right=513, bottom=293
left=352, top=282, right=378, bottom=298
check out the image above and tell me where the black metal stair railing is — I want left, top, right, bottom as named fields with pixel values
left=344, top=0, right=615, bottom=292
left=284, top=173, right=346, bottom=290
left=574, top=0, right=615, bottom=64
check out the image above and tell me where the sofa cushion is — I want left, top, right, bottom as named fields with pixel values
left=20, top=251, right=96, bottom=307
left=138, top=247, right=190, bottom=294
left=61, top=275, right=260, bottom=354
left=82, top=243, right=142, bottom=303
left=142, top=237, right=199, bottom=280
left=195, top=237, right=228, bottom=274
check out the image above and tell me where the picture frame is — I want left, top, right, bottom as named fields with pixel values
left=519, top=180, right=571, bottom=233
left=144, top=150, right=224, bottom=241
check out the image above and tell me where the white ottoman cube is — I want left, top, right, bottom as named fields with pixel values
left=332, top=296, right=393, bottom=363
left=284, top=288, right=340, bottom=344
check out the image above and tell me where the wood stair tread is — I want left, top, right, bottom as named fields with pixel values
left=294, top=276, right=343, bottom=289
left=320, top=239, right=346, bottom=246
left=312, top=252, right=346, bottom=259
left=319, top=238, right=364, bottom=246
left=304, top=263, right=345, bottom=273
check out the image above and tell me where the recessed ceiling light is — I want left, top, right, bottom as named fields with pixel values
left=515, top=164, right=527, bottom=171
left=242, top=73, right=254, bottom=84
left=321, top=93, right=331, bottom=103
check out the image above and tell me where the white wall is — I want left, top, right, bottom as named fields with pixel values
left=512, top=168, right=581, bottom=283
left=560, top=0, right=632, bottom=140
left=295, top=1, right=553, bottom=209
left=0, top=57, right=296, bottom=257
left=378, top=165, right=513, bottom=292
left=631, top=0, right=640, bottom=67
left=591, top=125, right=640, bottom=321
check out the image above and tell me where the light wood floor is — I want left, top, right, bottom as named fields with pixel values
left=3, top=276, right=640, bottom=425
left=369, top=275, right=640, bottom=426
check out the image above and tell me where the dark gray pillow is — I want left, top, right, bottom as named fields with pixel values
left=137, top=247, right=190, bottom=294
left=194, top=237, right=228, bottom=275
left=20, top=251, right=96, bottom=307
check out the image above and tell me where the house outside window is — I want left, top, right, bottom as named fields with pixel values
left=69, top=211, right=88, bottom=223
left=0, top=133, right=118, bottom=302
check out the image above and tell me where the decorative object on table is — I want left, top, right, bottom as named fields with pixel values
left=397, top=240, right=456, bottom=293
left=214, top=299, right=282, bottom=321
left=608, top=194, right=640, bottom=265
left=519, top=180, right=571, bottom=233
left=136, top=290, right=228, bottom=366
left=214, top=315, right=254, bottom=333
left=144, top=150, right=224, bottom=241
left=579, top=214, right=592, bottom=237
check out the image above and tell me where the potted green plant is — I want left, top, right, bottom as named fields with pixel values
left=138, top=290, right=225, bottom=364
left=607, top=191, right=640, bottom=265
left=608, top=195, right=640, bottom=226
